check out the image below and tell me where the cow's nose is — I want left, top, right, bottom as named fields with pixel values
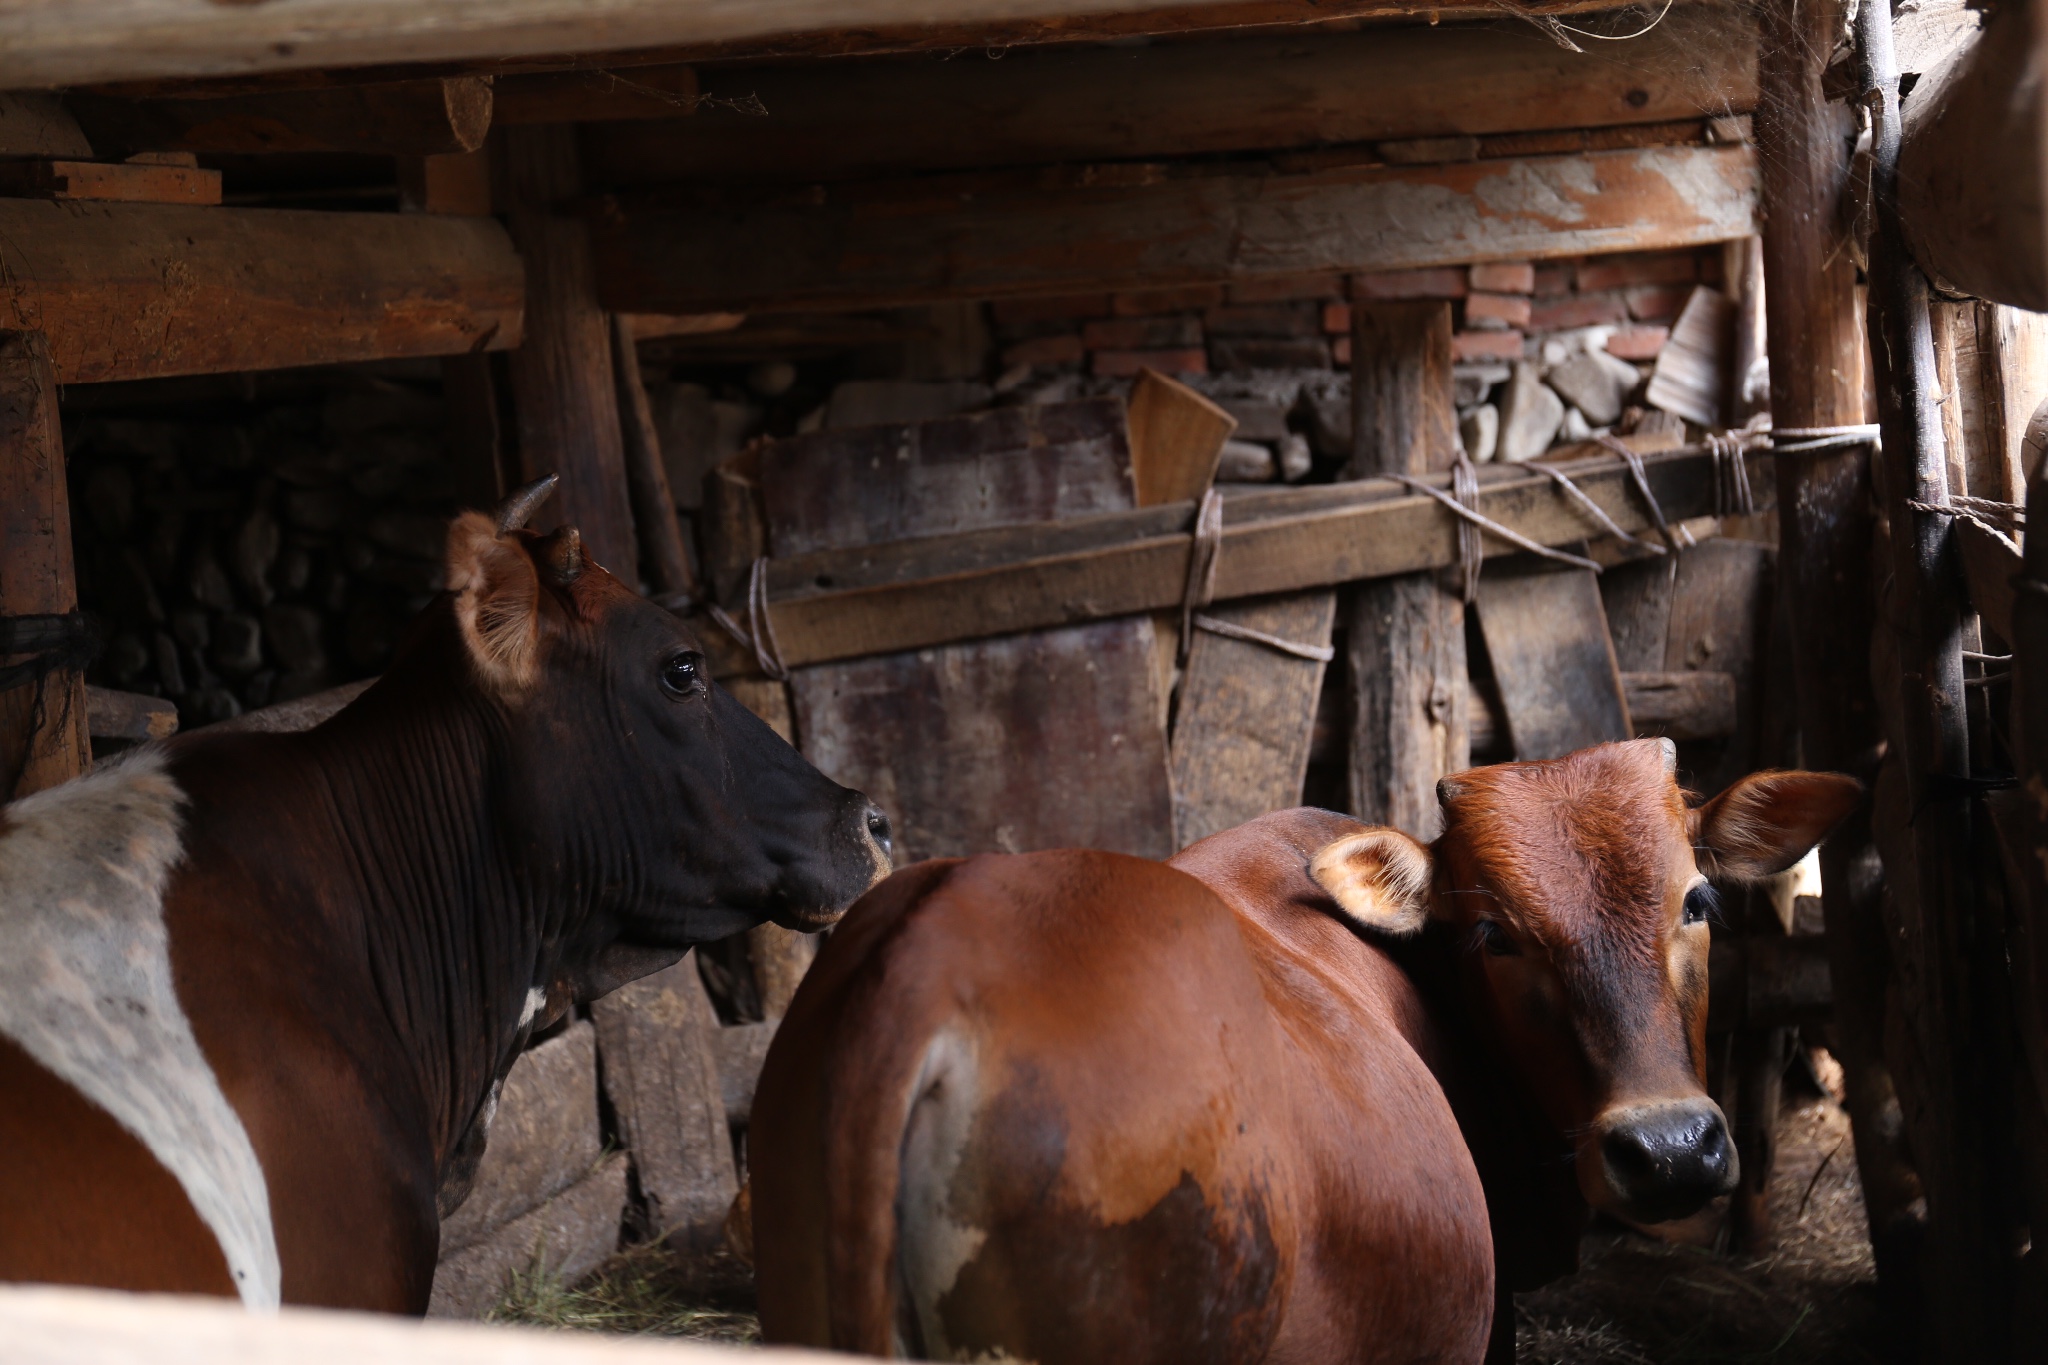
left=1598, top=1100, right=1738, bottom=1221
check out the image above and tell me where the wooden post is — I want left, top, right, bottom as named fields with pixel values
left=1344, top=299, right=1465, bottom=838
left=609, top=313, right=696, bottom=601
left=1754, top=0, right=1928, bottom=1306
left=0, top=330, right=87, bottom=799
left=495, top=124, right=638, bottom=573
left=1861, top=0, right=2012, bottom=1353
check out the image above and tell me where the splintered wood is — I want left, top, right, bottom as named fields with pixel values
left=769, top=399, right=1173, bottom=862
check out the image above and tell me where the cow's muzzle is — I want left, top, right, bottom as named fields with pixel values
left=1590, top=1098, right=1738, bottom=1223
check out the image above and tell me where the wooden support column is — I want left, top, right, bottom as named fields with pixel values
left=1754, top=0, right=1926, bottom=1307
left=1344, top=300, right=1465, bottom=838
left=0, top=331, right=88, bottom=800
left=496, top=125, right=637, bottom=573
left=1862, top=1, right=2011, bottom=1354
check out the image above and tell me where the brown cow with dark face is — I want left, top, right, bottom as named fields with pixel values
left=0, top=478, right=890, bottom=1313
left=750, top=739, right=1857, bottom=1363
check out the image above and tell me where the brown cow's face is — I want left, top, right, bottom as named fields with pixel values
left=1313, top=740, right=1859, bottom=1225
left=442, top=507, right=891, bottom=952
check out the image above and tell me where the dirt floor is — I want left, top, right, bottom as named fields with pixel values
left=498, top=1092, right=1884, bottom=1362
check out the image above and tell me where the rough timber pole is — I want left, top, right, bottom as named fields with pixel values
left=1753, top=0, right=1926, bottom=1305
left=1859, top=0, right=2009, bottom=1354
left=1345, top=299, right=1467, bottom=838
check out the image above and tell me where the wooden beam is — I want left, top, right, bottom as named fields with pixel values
left=497, top=124, right=638, bottom=574
left=698, top=443, right=1766, bottom=675
left=1897, top=5, right=2043, bottom=311
left=0, top=331, right=88, bottom=799
left=1755, top=0, right=1924, bottom=1297
left=22, top=1, right=1709, bottom=93
left=66, top=78, right=492, bottom=157
left=84, top=685, right=178, bottom=742
left=591, top=144, right=1757, bottom=314
left=1345, top=299, right=1463, bottom=838
left=0, top=158, right=220, bottom=205
left=0, top=201, right=519, bottom=385
left=581, top=7, right=1754, bottom=185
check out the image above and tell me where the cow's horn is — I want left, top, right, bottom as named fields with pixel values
left=541, top=526, right=585, bottom=585
left=494, top=474, right=559, bottom=533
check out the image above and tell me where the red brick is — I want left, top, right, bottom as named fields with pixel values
left=1625, top=284, right=1691, bottom=323
left=990, top=293, right=1111, bottom=326
left=1532, top=262, right=1575, bottom=295
left=1350, top=267, right=1468, bottom=300
left=1092, top=347, right=1207, bottom=377
left=1082, top=315, right=1202, bottom=350
left=1606, top=326, right=1669, bottom=361
left=1001, top=334, right=1085, bottom=368
left=1464, top=291, right=1532, bottom=329
left=1332, top=335, right=1352, bottom=366
left=1574, top=251, right=1697, bottom=294
left=1203, top=302, right=1320, bottom=338
left=1322, top=301, right=1352, bottom=335
left=1451, top=330, right=1525, bottom=362
left=1227, top=273, right=1344, bottom=303
left=1528, top=292, right=1629, bottom=332
left=1111, top=284, right=1225, bottom=316
left=1469, top=261, right=1536, bottom=294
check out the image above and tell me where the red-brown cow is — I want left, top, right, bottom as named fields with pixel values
left=750, top=739, right=1858, bottom=1363
left=0, top=478, right=891, bottom=1312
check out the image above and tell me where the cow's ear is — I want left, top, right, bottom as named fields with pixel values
left=447, top=511, right=542, bottom=693
left=1693, top=770, right=1863, bottom=882
left=1310, top=829, right=1435, bottom=936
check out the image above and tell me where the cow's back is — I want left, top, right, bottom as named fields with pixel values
left=752, top=839, right=1492, bottom=1364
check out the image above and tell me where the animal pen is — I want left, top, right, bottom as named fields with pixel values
left=0, top=0, right=2043, bottom=1361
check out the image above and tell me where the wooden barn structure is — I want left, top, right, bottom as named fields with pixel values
left=0, top=0, right=2044, bottom=1360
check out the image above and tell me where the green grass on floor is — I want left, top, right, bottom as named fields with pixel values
left=488, top=1242, right=760, bottom=1344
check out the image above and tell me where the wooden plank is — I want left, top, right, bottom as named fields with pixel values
left=9, top=1, right=1730, bottom=90
left=84, top=684, right=177, bottom=741
left=1475, top=559, right=1630, bottom=761
left=760, top=399, right=1134, bottom=559
left=0, top=331, right=87, bottom=799
left=0, top=158, right=219, bottom=204
left=1467, top=669, right=1738, bottom=751
left=1169, top=591, right=1336, bottom=849
left=1975, top=302, right=2048, bottom=505
left=590, top=144, right=1759, bottom=314
left=67, top=78, right=492, bottom=156
left=1598, top=554, right=1677, bottom=673
left=740, top=443, right=1764, bottom=672
left=1663, top=537, right=1771, bottom=791
left=497, top=66, right=700, bottom=124
left=581, top=7, right=1756, bottom=185
left=775, top=397, right=1171, bottom=862
left=0, top=200, right=520, bottom=384
left=1127, top=369, right=1234, bottom=508
left=1755, top=0, right=1921, bottom=1289
left=1346, top=297, right=1464, bottom=838
left=589, top=958, right=736, bottom=1255
left=498, top=124, right=637, bottom=574
left=1955, top=513, right=2021, bottom=641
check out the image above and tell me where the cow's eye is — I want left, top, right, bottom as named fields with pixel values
left=1474, top=918, right=1520, bottom=957
left=1683, top=883, right=1720, bottom=927
left=660, top=651, right=704, bottom=698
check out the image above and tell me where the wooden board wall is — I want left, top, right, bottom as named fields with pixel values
left=591, top=145, right=1759, bottom=314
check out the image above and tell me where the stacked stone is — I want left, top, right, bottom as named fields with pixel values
left=65, top=372, right=459, bottom=732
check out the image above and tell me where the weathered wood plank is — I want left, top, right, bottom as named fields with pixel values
left=1663, top=537, right=1771, bottom=792
left=0, top=158, right=219, bottom=204
left=438, top=1022, right=602, bottom=1254
left=1170, top=592, right=1336, bottom=849
left=68, top=78, right=492, bottom=156
left=583, top=7, right=1756, bottom=185
left=1955, top=514, right=2020, bottom=642
left=590, top=145, right=1759, bottom=314
left=84, top=685, right=177, bottom=741
left=0, top=201, right=519, bottom=384
left=0, top=331, right=87, bottom=799
left=11, top=1, right=1729, bottom=91
left=743, top=443, right=1765, bottom=672
left=1127, top=370, right=1233, bottom=510
left=1466, top=670, right=1739, bottom=751
left=1475, top=559, right=1630, bottom=761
